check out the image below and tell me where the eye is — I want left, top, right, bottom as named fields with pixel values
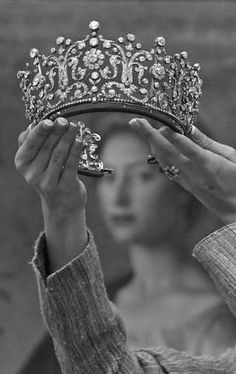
left=99, top=172, right=116, bottom=184
left=132, top=170, right=156, bottom=183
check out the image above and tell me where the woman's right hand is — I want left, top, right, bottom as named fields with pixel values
left=15, top=117, right=86, bottom=215
left=15, top=118, right=88, bottom=272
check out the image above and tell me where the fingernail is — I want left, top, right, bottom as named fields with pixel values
left=159, top=126, right=171, bottom=137
left=57, top=117, right=68, bottom=126
left=43, top=120, right=54, bottom=128
left=69, top=121, right=78, bottom=130
left=129, top=118, right=140, bottom=127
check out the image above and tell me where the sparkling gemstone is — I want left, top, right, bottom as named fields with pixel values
left=92, top=96, right=97, bottom=102
left=90, top=37, right=98, bottom=47
left=126, top=44, right=133, bottom=51
left=126, top=52, right=131, bottom=57
left=154, top=82, right=159, bottom=89
left=127, top=33, right=135, bottom=42
left=91, top=86, right=98, bottom=92
left=65, top=39, right=72, bottom=46
left=136, top=43, right=142, bottom=49
left=78, top=41, right=85, bottom=49
left=56, top=36, right=65, bottom=45
left=155, top=36, right=165, bottom=47
left=30, top=48, right=39, bottom=58
left=142, top=78, right=148, bottom=85
left=112, top=47, right=118, bottom=53
left=91, top=72, right=99, bottom=79
left=118, top=37, right=124, bottom=43
left=89, top=20, right=100, bottom=31
left=194, top=63, right=200, bottom=71
left=181, top=51, right=188, bottom=59
left=164, top=56, right=171, bottom=63
left=33, top=76, right=39, bottom=86
left=103, top=40, right=111, bottom=48
left=160, top=99, right=168, bottom=108
left=139, top=88, right=146, bottom=94
left=140, top=56, right=145, bottom=62
left=50, top=47, right=56, bottom=54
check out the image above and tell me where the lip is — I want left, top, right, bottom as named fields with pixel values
left=110, top=214, right=135, bottom=225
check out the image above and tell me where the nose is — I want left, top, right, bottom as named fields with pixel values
left=113, top=175, right=131, bottom=207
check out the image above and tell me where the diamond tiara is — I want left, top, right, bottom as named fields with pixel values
left=17, top=20, right=202, bottom=135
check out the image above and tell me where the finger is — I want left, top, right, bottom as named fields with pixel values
left=158, top=126, right=212, bottom=166
left=129, top=118, right=188, bottom=168
left=189, top=125, right=236, bottom=162
left=28, top=117, right=70, bottom=175
left=15, top=119, right=55, bottom=170
left=44, top=121, right=78, bottom=184
left=60, top=136, right=83, bottom=185
left=18, top=129, right=29, bottom=148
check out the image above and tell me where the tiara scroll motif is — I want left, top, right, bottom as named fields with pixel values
left=17, top=20, right=202, bottom=175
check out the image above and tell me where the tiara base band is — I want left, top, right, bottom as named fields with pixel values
left=45, top=101, right=184, bottom=134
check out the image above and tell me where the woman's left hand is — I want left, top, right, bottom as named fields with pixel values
left=129, top=118, right=236, bottom=225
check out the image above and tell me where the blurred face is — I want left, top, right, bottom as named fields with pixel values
left=97, top=131, right=186, bottom=245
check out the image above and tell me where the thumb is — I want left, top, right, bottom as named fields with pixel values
left=188, top=125, right=236, bottom=162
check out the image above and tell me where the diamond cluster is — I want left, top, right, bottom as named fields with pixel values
left=17, top=20, right=202, bottom=134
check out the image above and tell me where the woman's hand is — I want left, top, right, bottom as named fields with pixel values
left=129, top=118, right=236, bottom=225
left=15, top=117, right=86, bottom=215
left=15, top=118, right=88, bottom=272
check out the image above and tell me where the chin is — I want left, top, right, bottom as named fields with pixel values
left=110, top=227, right=137, bottom=244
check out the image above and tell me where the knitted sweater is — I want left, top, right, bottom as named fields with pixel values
left=32, top=224, right=236, bottom=373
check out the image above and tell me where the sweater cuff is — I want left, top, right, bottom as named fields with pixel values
left=32, top=229, right=98, bottom=287
left=193, top=222, right=236, bottom=261
left=193, top=222, right=236, bottom=317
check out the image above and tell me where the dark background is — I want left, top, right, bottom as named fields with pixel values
left=0, top=1, right=236, bottom=373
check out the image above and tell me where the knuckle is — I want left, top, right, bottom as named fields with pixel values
left=51, top=150, right=66, bottom=164
left=199, top=135, right=212, bottom=149
left=24, top=172, right=39, bottom=187
left=40, top=142, right=52, bottom=154
left=14, top=154, right=25, bottom=173
left=40, top=179, right=55, bottom=193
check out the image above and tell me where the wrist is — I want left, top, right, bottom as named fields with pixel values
left=41, top=200, right=88, bottom=273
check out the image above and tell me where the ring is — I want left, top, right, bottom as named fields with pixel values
left=161, top=164, right=179, bottom=180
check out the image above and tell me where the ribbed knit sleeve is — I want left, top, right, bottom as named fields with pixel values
left=32, top=227, right=236, bottom=373
left=32, top=231, right=142, bottom=373
left=193, top=223, right=236, bottom=319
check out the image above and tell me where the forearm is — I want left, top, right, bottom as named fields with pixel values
left=42, top=200, right=88, bottom=274
left=32, top=231, right=141, bottom=373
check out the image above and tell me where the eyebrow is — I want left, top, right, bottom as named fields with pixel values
left=105, top=159, right=152, bottom=170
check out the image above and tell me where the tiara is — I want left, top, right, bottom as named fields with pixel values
left=17, top=20, right=202, bottom=176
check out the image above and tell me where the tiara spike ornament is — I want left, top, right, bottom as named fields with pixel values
left=17, top=20, right=202, bottom=176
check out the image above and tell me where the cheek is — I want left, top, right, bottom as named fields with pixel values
left=134, top=182, right=178, bottom=223
left=96, top=183, right=114, bottom=216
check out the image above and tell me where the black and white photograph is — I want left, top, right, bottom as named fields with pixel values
left=1, top=1, right=236, bottom=373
